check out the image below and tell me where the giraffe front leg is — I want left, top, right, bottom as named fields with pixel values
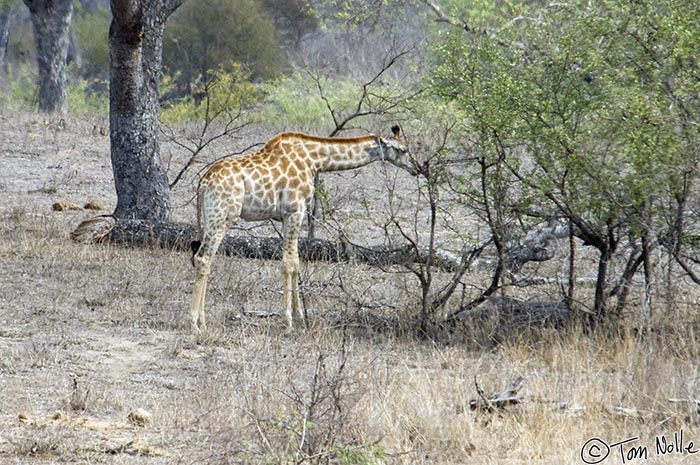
left=291, top=269, right=304, bottom=326
left=282, top=261, right=295, bottom=329
left=282, top=211, right=304, bottom=330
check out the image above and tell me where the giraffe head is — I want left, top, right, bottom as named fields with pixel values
left=371, top=125, right=418, bottom=176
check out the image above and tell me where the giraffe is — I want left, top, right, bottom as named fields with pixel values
left=190, top=125, right=416, bottom=331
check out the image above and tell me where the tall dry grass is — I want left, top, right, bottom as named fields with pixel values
left=1, top=210, right=700, bottom=464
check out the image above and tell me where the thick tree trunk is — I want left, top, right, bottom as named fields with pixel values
left=23, top=0, right=73, bottom=113
left=108, top=0, right=184, bottom=221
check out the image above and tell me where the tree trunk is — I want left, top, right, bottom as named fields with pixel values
left=0, top=5, right=11, bottom=73
left=108, top=0, right=185, bottom=221
left=592, top=245, right=612, bottom=327
left=23, top=0, right=73, bottom=113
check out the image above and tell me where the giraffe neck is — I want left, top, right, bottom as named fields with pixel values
left=305, top=136, right=379, bottom=173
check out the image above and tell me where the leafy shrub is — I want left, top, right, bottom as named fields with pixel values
left=67, top=77, right=108, bottom=114
left=163, top=0, right=286, bottom=94
left=258, top=71, right=368, bottom=131
left=0, top=68, right=107, bottom=114
left=160, top=63, right=261, bottom=125
left=0, top=64, right=37, bottom=110
left=71, top=7, right=110, bottom=81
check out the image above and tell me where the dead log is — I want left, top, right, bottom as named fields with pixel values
left=469, top=376, right=524, bottom=412
left=70, top=216, right=578, bottom=275
left=70, top=216, right=460, bottom=271
left=506, top=220, right=570, bottom=273
left=455, top=296, right=573, bottom=345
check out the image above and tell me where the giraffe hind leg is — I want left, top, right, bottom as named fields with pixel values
left=191, top=248, right=211, bottom=331
left=191, top=224, right=227, bottom=331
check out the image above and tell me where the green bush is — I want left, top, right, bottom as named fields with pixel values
left=0, top=67, right=107, bottom=114
left=160, top=63, right=261, bottom=125
left=67, top=76, right=109, bottom=114
left=72, top=7, right=110, bottom=81
left=163, top=0, right=286, bottom=94
left=258, top=71, right=370, bottom=131
left=0, top=64, right=37, bottom=110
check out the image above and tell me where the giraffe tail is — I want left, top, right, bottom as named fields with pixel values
left=190, top=240, right=202, bottom=267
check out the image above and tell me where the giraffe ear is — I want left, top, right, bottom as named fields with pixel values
left=391, top=125, right=401, bottom=138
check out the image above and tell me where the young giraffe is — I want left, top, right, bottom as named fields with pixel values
left=190, top=126, right=416, bottom=330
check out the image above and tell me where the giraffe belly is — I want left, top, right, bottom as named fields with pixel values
left=238, top=194, right=288, bottom=222
left=238, top=191, right=308, bottom=222
left=239, top=205, right=282, bottom=222
left=236, top=166, right=314, bottom=223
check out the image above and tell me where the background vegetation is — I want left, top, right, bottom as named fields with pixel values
left=2, top=0, right=700, bottom=337
left=2, top=0, right=700, bottom=462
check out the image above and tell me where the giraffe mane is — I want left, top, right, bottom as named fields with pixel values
left=263, top=132, right=376, bottom=151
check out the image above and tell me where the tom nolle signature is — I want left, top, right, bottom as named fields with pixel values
left=581, top=429, right=698, bottom=464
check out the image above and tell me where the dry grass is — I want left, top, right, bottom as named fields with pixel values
left=2, top=113, right=700, bottom=464
left=2, top=213, right=700, bottom=465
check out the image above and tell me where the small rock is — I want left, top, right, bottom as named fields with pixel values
left=52, top=201, right=82, bottom=212
left=83, top=200, right=105, bottom=210
left=127, top=408, right=152, bottom=427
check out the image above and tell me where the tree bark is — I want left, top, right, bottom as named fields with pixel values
left=0, top=5, right=11, bottom=73
left=108, top=0, right=185, bottom=222
left=23, top=0, right=73, bottom=113
left=591, top=245, right=612, bottom=327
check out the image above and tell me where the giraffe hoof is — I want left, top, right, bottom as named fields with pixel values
left=191, top=318, right=206, bottom=333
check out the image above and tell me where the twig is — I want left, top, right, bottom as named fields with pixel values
left=470, top=376, right=524, bottom=412
left=104, top=441, right=135, bottom=455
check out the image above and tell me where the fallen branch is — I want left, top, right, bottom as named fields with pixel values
left=70, top=216, right=463, bottom=271
left=532, top=397, right=586, bottom=415
left=506, top=221, right=570, bottom=273
left=668, top=398, right=700, bottom=411
left=469, top=376, right=524, bottom=412
left=462, top=381, right=697, bottom=422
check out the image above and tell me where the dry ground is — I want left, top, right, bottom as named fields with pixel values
left=2, top=112, right=700, bottom=464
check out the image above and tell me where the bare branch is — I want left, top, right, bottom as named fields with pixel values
left=162, top=71, right=253, bottom=189
left=430, top=239, right=489, bottom=310
left=672, top=252, right=700, bottom=285
left=305, top=44, right=417, bottom=240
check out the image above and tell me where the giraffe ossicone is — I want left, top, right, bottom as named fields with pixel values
left=190, top=125, right=417, bottom=331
